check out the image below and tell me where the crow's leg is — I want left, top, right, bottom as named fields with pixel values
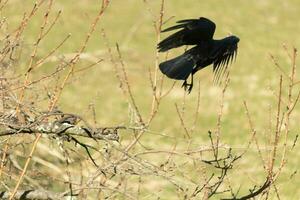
left=181, top=74, right=193, bottom=93
left=188, top=74, right=194, bottom=93
left=182, top=80, right=187, bottom=89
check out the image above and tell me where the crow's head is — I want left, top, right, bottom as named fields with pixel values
left=225, top=35, right=240, bottom=43
left=223, top=35, right=239, bottom=54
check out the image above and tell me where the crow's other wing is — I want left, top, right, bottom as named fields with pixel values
left=211, top=36, right=239, bottom=84
left=161, top=18, right=209, bottom=32
left=159, top=53, right=196, bottom=80
left=158, top=17, right=216, bottom=52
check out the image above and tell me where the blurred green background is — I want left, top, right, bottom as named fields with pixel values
left=2, top=0, right=300, bottom=198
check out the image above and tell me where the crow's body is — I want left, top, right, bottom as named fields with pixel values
left=158, top=17, right=239, bottom=92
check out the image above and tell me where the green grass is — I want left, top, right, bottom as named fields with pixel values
left=2, top=0, right=300, bottom=199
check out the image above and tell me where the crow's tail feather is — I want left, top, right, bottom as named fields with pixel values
left=159, top=53, right=195, bottom=80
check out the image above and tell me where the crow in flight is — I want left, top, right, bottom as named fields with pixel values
left=158, top=17, right=239, bottom=93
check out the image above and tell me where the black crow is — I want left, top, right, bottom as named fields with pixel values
left=158, top=17, right=239, bottom=93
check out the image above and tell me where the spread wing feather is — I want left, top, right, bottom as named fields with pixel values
left=158, top=17, right=216, bottom=52
left=212, top=39, right=238, bottom=84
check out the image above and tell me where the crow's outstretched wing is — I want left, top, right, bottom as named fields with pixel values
left=158, top=17, right=216, bottom=52
left=211, top=36, right=239, bottom=84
